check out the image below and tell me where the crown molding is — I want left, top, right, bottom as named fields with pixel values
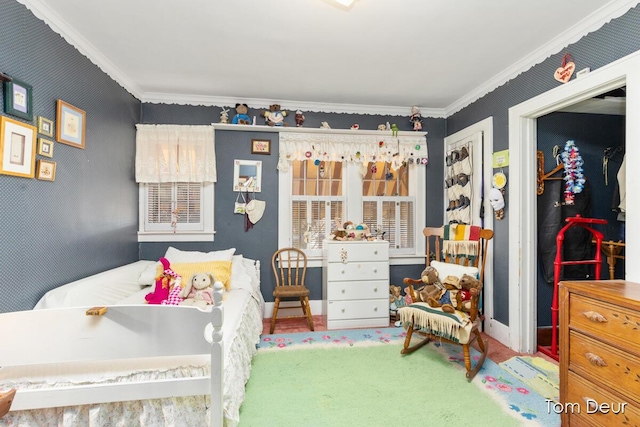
left=143, top=92, right=446, bottom=118
left=16, top=0, right=144, bottom=100
left=18, top=0, right=639, bottom=119
left=445, top=0, right=640, bottom=116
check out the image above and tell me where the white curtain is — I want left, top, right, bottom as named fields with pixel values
left=135, top=124, right=217, bottom=183
left=279, top=132, right=428, bottom=166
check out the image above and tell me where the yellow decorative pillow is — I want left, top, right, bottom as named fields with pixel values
left=157, top=260, right=233, bottom=290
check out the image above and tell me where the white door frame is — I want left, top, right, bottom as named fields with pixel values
left=444, top=117, right=505, bottom=343
left=508, top=50, right=640, bottom=353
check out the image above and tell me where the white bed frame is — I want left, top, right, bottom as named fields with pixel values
left=0, top=283, right=226, bottom=427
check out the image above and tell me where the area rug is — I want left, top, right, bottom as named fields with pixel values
left=499, top=356, right=560, bottom=403
left=239, top=328, right=559, bottom=426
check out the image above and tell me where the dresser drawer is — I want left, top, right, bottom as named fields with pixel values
left=569, top=294, right=640, bottom=354
left=325, top=242, right=389, bottom=263
left=327, top=280, right=387, bottom=301
left=326, top=261, right=388, bottom=282
left=568, top=330, right=640, bottom=406
left=327, top=299, right=389, bottom=320
left=565, top=370, right=639, bottom=426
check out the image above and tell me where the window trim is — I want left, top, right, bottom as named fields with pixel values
left=137, top=182, right=215, bottom=242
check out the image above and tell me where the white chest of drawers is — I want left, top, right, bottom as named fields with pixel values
left=322, top=239, right=390, bottom=330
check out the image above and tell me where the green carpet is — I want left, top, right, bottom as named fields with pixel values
left=240, top=343, right=524, bottom=427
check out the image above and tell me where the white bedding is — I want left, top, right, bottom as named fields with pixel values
left=0, top=256, right=264, bottom=427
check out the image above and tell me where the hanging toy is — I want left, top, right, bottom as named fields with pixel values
left=561, top=140, right=585, bottom=205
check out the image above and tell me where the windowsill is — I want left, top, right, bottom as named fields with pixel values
left=137, top=231, right=215, bottom=243
left=306, top=254, right=426, bottom=268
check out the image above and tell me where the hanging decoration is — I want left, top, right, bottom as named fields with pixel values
left=554, top=53, right=575, bottom=83
left=561, top=140, right=585, bottom=205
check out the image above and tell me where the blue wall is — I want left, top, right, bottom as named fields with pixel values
left=447, top=5, right=640, bottom=325
left=139, top=103, right=444, bottom=302
left=0, top=0, right=140, bottom=313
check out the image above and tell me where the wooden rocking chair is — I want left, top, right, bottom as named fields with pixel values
left=399, top=225, right=493, bottom=380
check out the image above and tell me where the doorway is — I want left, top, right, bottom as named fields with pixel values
left=507, top=49, right=640, bottom=353
left=534, top=89, right=626, bottom=352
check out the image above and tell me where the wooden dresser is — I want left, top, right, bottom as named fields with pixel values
left=322, top=239, right=389, bottom=330
left=559, top=280, right=640, bottom=426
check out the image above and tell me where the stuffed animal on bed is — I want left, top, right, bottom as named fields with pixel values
left=179, top=273, right=216, bottom=309
left=145, top=257, right=180, bottom=304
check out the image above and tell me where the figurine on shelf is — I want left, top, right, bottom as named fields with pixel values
left=219, top=107, right=230, bottom=124
left=295, top=110, right=305, bottom=127
left=231, top=103, right=251, bottom=125
left=391, top=123, right=399, bottom=137
left=377, top=124, right=386, bottom=131
left=409, top=105, right=423, bottom=131
left=320, top=121, right=331, bottom=129
left=263, top=104, right=287, bottom=126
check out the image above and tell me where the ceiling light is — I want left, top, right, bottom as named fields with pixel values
left=326, top=0, right=358, bottom=10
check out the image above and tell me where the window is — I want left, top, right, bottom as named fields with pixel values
left=279, top=159, right=425, bottom=264
left=362, top=161, right=415, bottom=254
left=138, top=182, right=214, bottom=242
left=290, top=160, right=345, bottom=256
left=135, top=124, right=217, bottom=242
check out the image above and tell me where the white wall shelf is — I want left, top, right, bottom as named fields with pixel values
left=212, top=123, right=427, bottom=138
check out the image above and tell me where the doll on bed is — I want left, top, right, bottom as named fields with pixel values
left=145, top=257, right=182, bottom=305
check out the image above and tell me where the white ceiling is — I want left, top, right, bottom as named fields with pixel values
left=18, top=0, right=640, bottom=116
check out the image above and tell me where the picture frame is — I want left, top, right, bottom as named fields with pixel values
left=36, top=159, right=56, bottom=181
left=251, top=138, right=271, bottom=155
left=37, top=116, right=54, bottom=137
left=56, top=99, right=86, bottom=149
left=3, top=78, right=33, bottom=121
left=37, top=137, right=54, bottom=158
left=0, top=116, right=37, bottom=178
left=233, top=159, right=262, bottom=192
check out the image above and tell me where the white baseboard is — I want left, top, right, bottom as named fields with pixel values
left=263, top=299, right=324, bottom=318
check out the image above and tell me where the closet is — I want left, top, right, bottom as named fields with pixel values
left=535, top=87, right=626, bottom=346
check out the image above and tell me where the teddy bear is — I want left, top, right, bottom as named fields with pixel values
left=414, top=265, right=445, bottom=304
left=179, top=273, right=216, bottom=309
left=145, top=257, right=180, bottom=304
left=231, top=103, right=251, bottom=125
left=454, top=273, right=481, bottom=313
left=263, top=104, right=287, bottom=126
left=426, top=275, right=463, bottom=314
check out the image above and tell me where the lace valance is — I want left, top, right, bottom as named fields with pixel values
left=278, top=132, right=428, bottom=166
left=135, top=124, right=217, bottom=183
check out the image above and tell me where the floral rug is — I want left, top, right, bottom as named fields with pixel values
left=258, top=327, right=560, bottom=426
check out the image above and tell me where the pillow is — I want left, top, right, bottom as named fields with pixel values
left=164, top=247, right=236, bottom=263
left=157, top=260, right=233, bottom=290
left=139, top=260, right=162, bottom=286
left=229, top=255, right=253, bottom=291
left=430, top=260, right=479, bottom=281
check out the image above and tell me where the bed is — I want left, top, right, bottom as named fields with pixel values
left=0, top=247, right=264, bottom=427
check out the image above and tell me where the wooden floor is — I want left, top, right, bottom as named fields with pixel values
left=263, top=316, right=558, bottom=365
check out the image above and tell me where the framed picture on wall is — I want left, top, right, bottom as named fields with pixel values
left=251, top=138, right=270, bottom=155
left=3, top=78, right=33, bottom=121
left=0, top=116, right=37, bottom=178
left=37, top=116, right=54, bottom=137
left=36, top=159, right=56, bottom=181
left=56, top=99, right=86, bottom=149
left=37, top=137, right=54, bottom=158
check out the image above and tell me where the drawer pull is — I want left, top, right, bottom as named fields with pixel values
left=374, top=250, right=378, bottom=255
left=583, top=311, right=608, bottom=323
left=582, top=397, right=599, bottom=412
left=341, top=289, right=345, bottom=294
left=373, top=287, right=378, bottom=292
left=341, top=308, right=345, bottom=313
left=373, top=268, right=378, bottom=273
left=341, top=270, right=345, bottom=274
left=374, top=307, right=378, bottom=312
left=340, top=248, right=348, bottom=264
left=584, top=352, right=607, bottom=367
